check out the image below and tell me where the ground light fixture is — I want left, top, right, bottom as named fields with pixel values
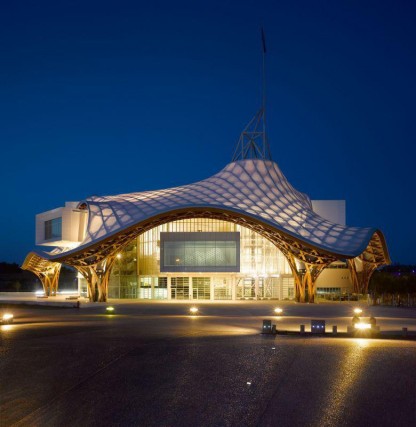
left=189, top=307, right=199, bottom=315
left=354, top=308, right=363, bottom=315
left=106, top=306, right=115, bottom=314
left=354, top=322, right=372, bottom=330
left=2, top=313, right=14, bottom=324
left=274, top=308, right=283, bottom=315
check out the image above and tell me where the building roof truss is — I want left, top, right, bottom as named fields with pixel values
left=27, top=207, right=386, bottom=270
left=53, top=209, right=346, bottom=267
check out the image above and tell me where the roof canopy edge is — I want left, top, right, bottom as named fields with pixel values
left=40, top=207, right=389, bottom=268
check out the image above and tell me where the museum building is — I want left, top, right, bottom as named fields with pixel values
left=22, top=109, right=390, bottom=302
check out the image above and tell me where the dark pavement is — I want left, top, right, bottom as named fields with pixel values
left=1, top=302, right=415, bottom=427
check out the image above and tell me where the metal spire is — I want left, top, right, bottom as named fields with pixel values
left=231, top=107, right=271, bottom=161
left=232, top=28, right=272, bottom=162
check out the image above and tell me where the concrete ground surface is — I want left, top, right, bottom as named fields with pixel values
left=0, top=301, right=415, bottom=427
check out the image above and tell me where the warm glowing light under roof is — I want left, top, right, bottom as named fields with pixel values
left=274, top=308, right=283, bottom=315
left=354, top=308, right=363, bottom=315
left=106, top=306, right=115, bottom=313
left=2, top=313, right=13, bottom=321
left=189, top=307, right=198, bottom=314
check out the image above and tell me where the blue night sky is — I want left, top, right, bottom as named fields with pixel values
left=1, top=1, right=415, bottom=264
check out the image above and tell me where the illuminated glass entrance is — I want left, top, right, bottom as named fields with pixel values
left=237, top=278, right=256, bottom=299
left=171, top=277, right=189, bottom=299
left=213, top=277, right=232, bottom=300
left=109, top=218, right=295, bottom=300
left=192, top=277, right=210, bottom=300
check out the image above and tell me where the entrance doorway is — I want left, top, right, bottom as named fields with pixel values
left=171, top=277, right=189, bottom=299
left=237, top=278, right=256, bottom=299
left=192, top=277, right=210, bottom=300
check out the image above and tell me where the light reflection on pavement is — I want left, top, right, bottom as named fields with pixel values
left=1, top=302, right=415, bottom=427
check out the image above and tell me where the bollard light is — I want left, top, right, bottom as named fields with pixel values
left=2, top=313, right=14, bottom=324
left=189, top=307, right=198, bottom=315
left=354, top=322, right=371, bottom=330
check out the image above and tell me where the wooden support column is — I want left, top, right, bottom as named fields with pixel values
left=360, top=261, right=378, bottom=295
left=97, top=256, right=116, bottom=302
left=34, top=263, right=61, bottom=296
left=304, top=263, right=327, bottom=304
left=49, top=264, right=61, bottom=296
left=76, top=266, right=97, bottom=301
left=77, top=255, right=116, bottom=302
left=284, top=252, right=305, bottom=303
left=347, top=258, right=378, bottom=295
left=347, top=259, right=360, bottom=294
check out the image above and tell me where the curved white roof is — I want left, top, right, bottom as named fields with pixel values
left=43, top=158, right=387, bottom=263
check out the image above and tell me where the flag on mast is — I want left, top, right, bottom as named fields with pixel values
left=261, top=27, right=267, bottom=53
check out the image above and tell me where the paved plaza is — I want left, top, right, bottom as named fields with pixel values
left=1, top=301, right=416, bottom=426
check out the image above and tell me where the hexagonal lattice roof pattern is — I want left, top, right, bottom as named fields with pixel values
left=52, top=158, right=385, bottom=261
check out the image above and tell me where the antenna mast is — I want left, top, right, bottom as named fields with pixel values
left=261, top=27, right=267, bottom=158
left=231, top=28, right=272, bottom=162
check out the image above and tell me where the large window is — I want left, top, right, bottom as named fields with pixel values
left=137, top=218, right=291, bottom=277
left=171, top=277, right=189, bottom=299
left=192, top=277, right=211, bottom=300
left=44, top=217, right=62, bottom=240
left=160, top=232, right=240, bottom=272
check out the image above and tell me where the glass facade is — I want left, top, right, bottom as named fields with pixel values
left=161, top=232, right=239, bottom=272
left=171, top=277, right=189, bottom=300
left=213, top=277, right=233, bottom=300
left=45, top=217, right=62, bottom=240
left=108, top=218, right=295, bottom=300
left=192, top=277, right=211, bottom=300
left=108, top=242, right=138, bottom=298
